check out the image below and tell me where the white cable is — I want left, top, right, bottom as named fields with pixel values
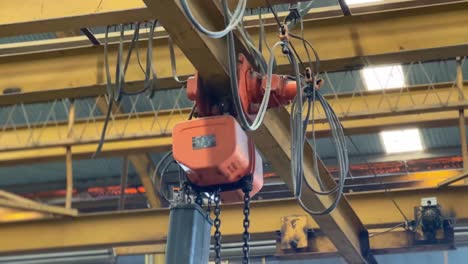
left=222, top=0, right=281, bottom=131
left=250, top=41, right=284, bottom=130
left=180, top=0, right=246, bottom=38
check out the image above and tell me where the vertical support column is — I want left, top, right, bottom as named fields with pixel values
left=457, top=57, right=468, bottom=184
left=65, top=99, right=75, bottom=209
left=119, top=156, right=129, bottom=210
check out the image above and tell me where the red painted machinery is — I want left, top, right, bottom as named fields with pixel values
left=172, top=53, right=298, bottom=202
left=172, top=115, right=263, bottom=202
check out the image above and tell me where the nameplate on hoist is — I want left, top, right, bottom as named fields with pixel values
left=192, top=134, right=216, bottom=149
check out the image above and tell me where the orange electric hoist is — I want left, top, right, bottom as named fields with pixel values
left=172, top=54, right=298, bottom=202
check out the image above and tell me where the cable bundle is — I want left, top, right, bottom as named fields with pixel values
left=177, top=0, right=350, bottom=215
left=94, top=21, right=159, bottom=157
left=300, top=90, right=349, bottom=215
left=180, top=0, right=246, bottom=39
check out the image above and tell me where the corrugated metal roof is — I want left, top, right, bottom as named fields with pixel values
left=422, top=126, right=462, bottom=149
left=319, top=59, right=468, bottom=95
left=313, top=133, right=383, bottom=158
left=315, top=125, right=466, bottom=160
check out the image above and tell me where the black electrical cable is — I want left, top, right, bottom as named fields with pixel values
left=369, top=222, right=406, bottom=237
left=337, top=0, right=352, bottom=16
left=265, top=0, right=282, bottom=28
left=93, top=25, right=116, bottom=158
left=264, top=0, right=307, bottom=73
left=262, top=0, right=347, bottom=215
left=153, top=151, right=176, bottom=203
left=121, top=20, right=159, bottom=97
left=289, top=47, right=348, bottom=214
left=93, top=20, right=159, bottom=158
left=286, top=19, right=408, bottom=218
left=188, top=103, right=197, bottom=120
left=153, top=100, right=198, bottom=202
left=289, top=32, right=320, bottom=75
left=288, top=40, right=306, bottom=72
left=301, top=90, right=348, bottom=199
left=258, top=10, right=263, bottom=53
left=115, top=24, right=126, bottom=102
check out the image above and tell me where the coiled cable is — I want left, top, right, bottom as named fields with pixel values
left=286, top=42, right=348, bottom=215
left=223, top=0, right=278, bottom=131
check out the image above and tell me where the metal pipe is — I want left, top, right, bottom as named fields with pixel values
left=459, top=111, right=467, bottom=168
left=337, top=0, right=352, bottom=16
left=65, top=99, right=75, bottom=209
left=457, top=57, right=468, bottom=184
left=119, top=156, right=129, bottom=210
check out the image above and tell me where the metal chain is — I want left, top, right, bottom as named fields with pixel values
left=195, top=191, right=203, bottom=206
left=214, top=191, right=222, bottom=264
left=207, top=192, right=213, bottom=214
left=183, top=182, right=192, bottom=204
left=242, top=189, right=251, bottom=264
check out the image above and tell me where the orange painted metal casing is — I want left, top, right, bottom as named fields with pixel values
left=172, top=115, right=263, bottom=200
left=187, top=56, right=297, bottom=118
left=237, top=54, right=297, bottom=116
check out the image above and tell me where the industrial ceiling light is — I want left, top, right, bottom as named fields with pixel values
left=381, top=128, right=424, bottom=154
left=362, top=65, right=405, bottom=91
left=346, top=0, right=383, bottom=5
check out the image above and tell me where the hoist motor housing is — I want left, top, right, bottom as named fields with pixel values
left=186, top=54, right=297, bottom=118
left=172, top=115, right=263, bottom=202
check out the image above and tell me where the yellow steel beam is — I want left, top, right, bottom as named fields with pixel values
left=114, top=230, right=453, bottom=258
left=0, top=109, right=465, bottom=166
left=0, top=209, right=46, bottom=223
left=114, top=244, right=165, bottom=256
left=346, top=170, right=465, bottom=189
left=0, top=1, right=149, bottom=38
left=0, top=189, right=77, bottom=216
left=3, top=2, right=468, bottom=105
left=0, top=185, right=466, bottom=254
left=0, top=0, right=319, bottom=38
left=0, top=109, right=186, bottom=165
left=0, top=0, right=460, bottom=38
left=438, top=172, right=468, bottom=187
left=0, top=81, right=468, bottom=163
left=275, top=230, right=454, bottom=260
